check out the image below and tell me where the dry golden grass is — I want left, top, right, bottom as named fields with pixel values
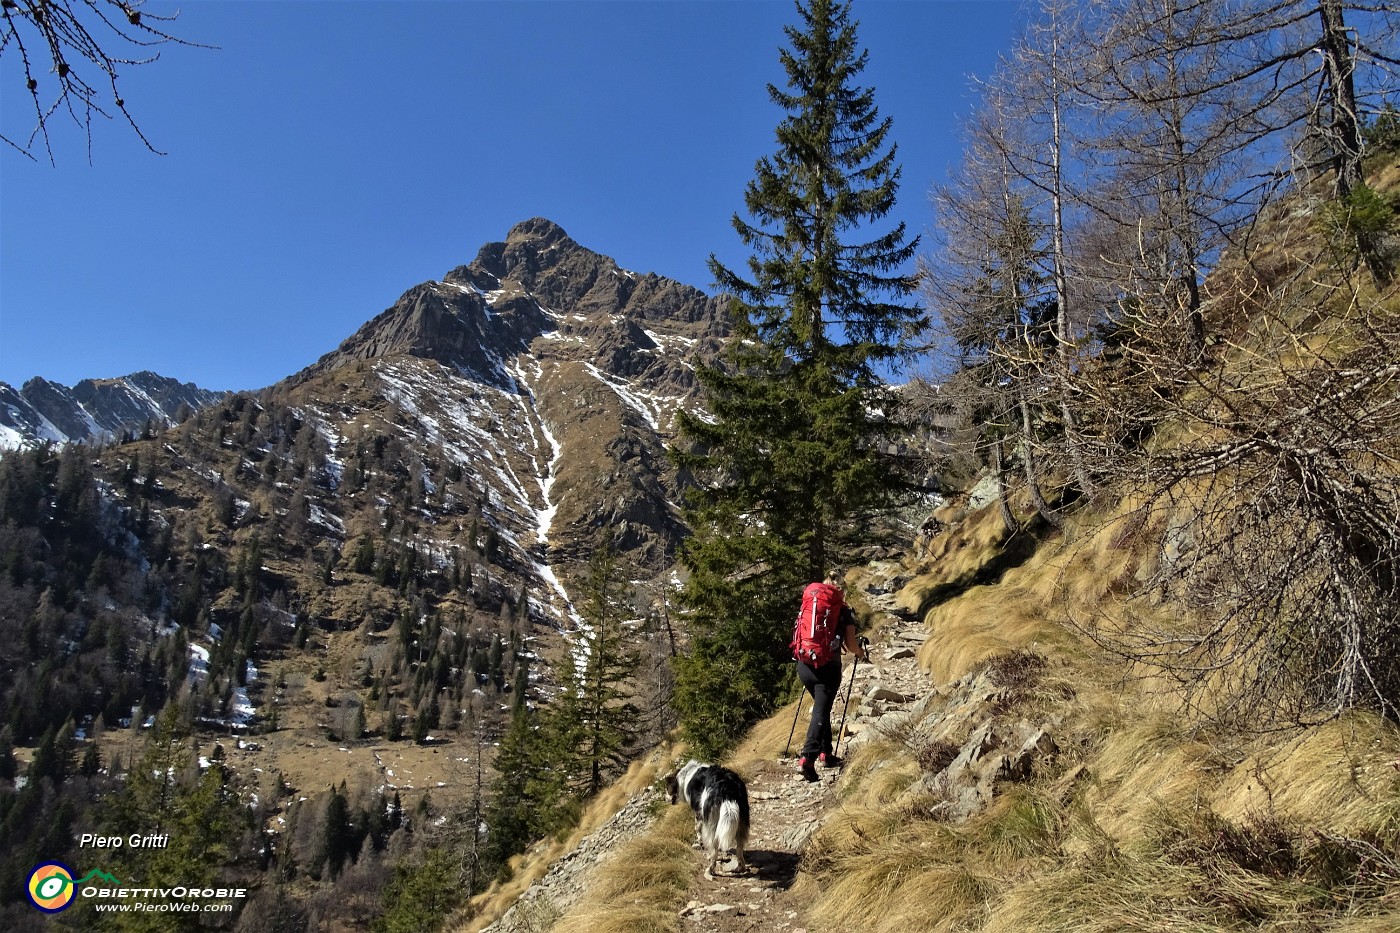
left=966, top=786, right=1064, bottom=867
left=1076, top=713, right=1234, bottom=853
left=1211, top=714, right=1400, bottom=839
left=802, top=162, right=1400, bottom=933
left=551, top=806, right=696, bottom=933
left=809, top=797, right=954, bottom=867
left=981, top=855, right=1253, bottom=933
left=810, top=860, right=998, bottom=933
left=908, top=491, right=1161, bottom=689
left=917, top=584, right=1068, bottom=685
left=1328, top=910, right=1400, bottom=933
left=856, top=752, right=924, bottom=807
left=896, top=509, right=1009, bottom=616
left=729, top=696, right=807, bottom=769
left=460, top=749, right=676, bottom=933
left=911, top=501, right=1012, bottom=576
left=798, top=809, right=998, bottom=933
left=837, top=736, right=917, bottom=800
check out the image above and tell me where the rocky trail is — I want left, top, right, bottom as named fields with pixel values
left=483, top=581, right=940, bottom=933
left=674, top=607, right=934, bottom=933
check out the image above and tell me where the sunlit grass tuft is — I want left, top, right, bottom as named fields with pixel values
left=549, top=805, right=695, bottom=933
left=1211, top=714, right=1400, bottom=838
left=804, top=836, right=997, bottom=933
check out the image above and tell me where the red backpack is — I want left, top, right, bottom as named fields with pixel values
left=791, top=582, right=844, bottom=667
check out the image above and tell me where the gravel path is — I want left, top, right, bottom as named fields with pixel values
left=676, top=606, right=932, bottom=933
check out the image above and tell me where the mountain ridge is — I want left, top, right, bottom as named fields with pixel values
left=0, top=370, right=224, bottom=449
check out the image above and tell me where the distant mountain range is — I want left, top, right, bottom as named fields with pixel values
left=0, top=370, right=224, bottom=449
left=0, top=217, right=728, bottom=584
left=4, top=214, right=730, bottom=653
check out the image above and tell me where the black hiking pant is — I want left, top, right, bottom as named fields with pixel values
left=796, top=657, right=842, bottom=761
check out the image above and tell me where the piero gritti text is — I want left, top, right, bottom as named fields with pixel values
left=78, top=833, right=170, bottom=849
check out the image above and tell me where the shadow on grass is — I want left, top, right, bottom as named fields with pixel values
left=915, top=515, right=1057, bottom=620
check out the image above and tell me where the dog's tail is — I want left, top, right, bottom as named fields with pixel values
left=715, top=799, right=749, bottom=855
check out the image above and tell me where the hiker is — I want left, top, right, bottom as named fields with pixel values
left=792, top=570, right=868, bottom=782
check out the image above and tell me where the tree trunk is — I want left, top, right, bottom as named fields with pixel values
left=1019, top=395, right=1062, bottom=530
left=1048, top=44, right=1096, bottom=499
left=991, top=438, right=1018, bottom=535
left=1318, top=0, right=1363, bottom=199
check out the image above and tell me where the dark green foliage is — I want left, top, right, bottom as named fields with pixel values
left=1317, top=182, right=1398, bottom=284
left=310, top=785, right=357, bottom=880
left=360, top=790, right=397, bottom=854
left=0, top=729, right=15, bottom=782
left=672, top=0, right=922, bottom=754
left=567, top=532, right=641, bottom=797
left=27, top=725, right=72, bottom=786
left=477, top=532, right=647, bottom=871
left=0, top=444, right=183, bottom=743
left=0, top=780, right=77, bottom=918
left=1365, top=104, right=1400, bottom=153
left=78, top=740, right=101, bottom=777
left=0, top=378, right=532, bottom=922
left=92, top=707, right=252, bottom=931
left=480, top=708, right=565, bottom=876
left=373, top=847, right=465, bottom=933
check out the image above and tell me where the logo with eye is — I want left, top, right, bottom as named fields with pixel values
left=27, top=862, right=77, bottom=913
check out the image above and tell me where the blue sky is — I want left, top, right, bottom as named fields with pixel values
left=1, top=0, right=1022, bottom=392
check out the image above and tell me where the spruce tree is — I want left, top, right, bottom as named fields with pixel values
left=374, top=847, right=463, bottom=933
left=310, top=785, right=355, bottom=880
left=0, top=727, right=16, bottom=781
left=480, top=707, right=566, bottom=876
left=672, top=0, right=923, bottom=755
left=570, top=532, right=640, bottom=798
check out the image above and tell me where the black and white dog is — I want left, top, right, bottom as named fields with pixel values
left=665, top=759, right=750, bottom=877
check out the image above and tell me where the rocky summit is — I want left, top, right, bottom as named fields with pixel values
left=279, top=217, right=729, bottom=592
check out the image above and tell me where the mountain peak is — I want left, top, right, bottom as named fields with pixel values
left=506, top=217, right=572, bottom=245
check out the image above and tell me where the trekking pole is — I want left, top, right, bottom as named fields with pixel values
left=833, top=637, right=870, bottom=759
left=784, top=689, right=806, bottom=756
left=784, top=690, right=805, bottom=760
left=834, top=656, right=859, bottom=760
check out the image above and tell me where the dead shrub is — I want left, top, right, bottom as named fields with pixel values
left=976, top=649, right=1047, bottom=692
left=917, top=739, right=961, bottom=775
left=1164, top=810, right=1301, bottom=880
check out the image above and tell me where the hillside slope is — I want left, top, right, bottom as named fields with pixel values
left=0, top=218, right=728, bottom=930
left=459, top=489, right=1399, bottom=933
left=455, top=164, right=1400, bottom=933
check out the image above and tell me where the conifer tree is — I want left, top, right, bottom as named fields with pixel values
left=480, top=707, right=567, bottom=876
left=672, top=0, right=923, bottom=755
left=374, top=847, right=463, bottom=933
left=310, top=785, right=355, bottom=880
left=0, top=727, right=16, bottom=782
left=569, top=532, right=640, bottom=797
left=100, top=713, right=246, bottom=932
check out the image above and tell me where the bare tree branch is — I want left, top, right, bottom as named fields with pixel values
left=1, top=0, right=211, bottom=163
